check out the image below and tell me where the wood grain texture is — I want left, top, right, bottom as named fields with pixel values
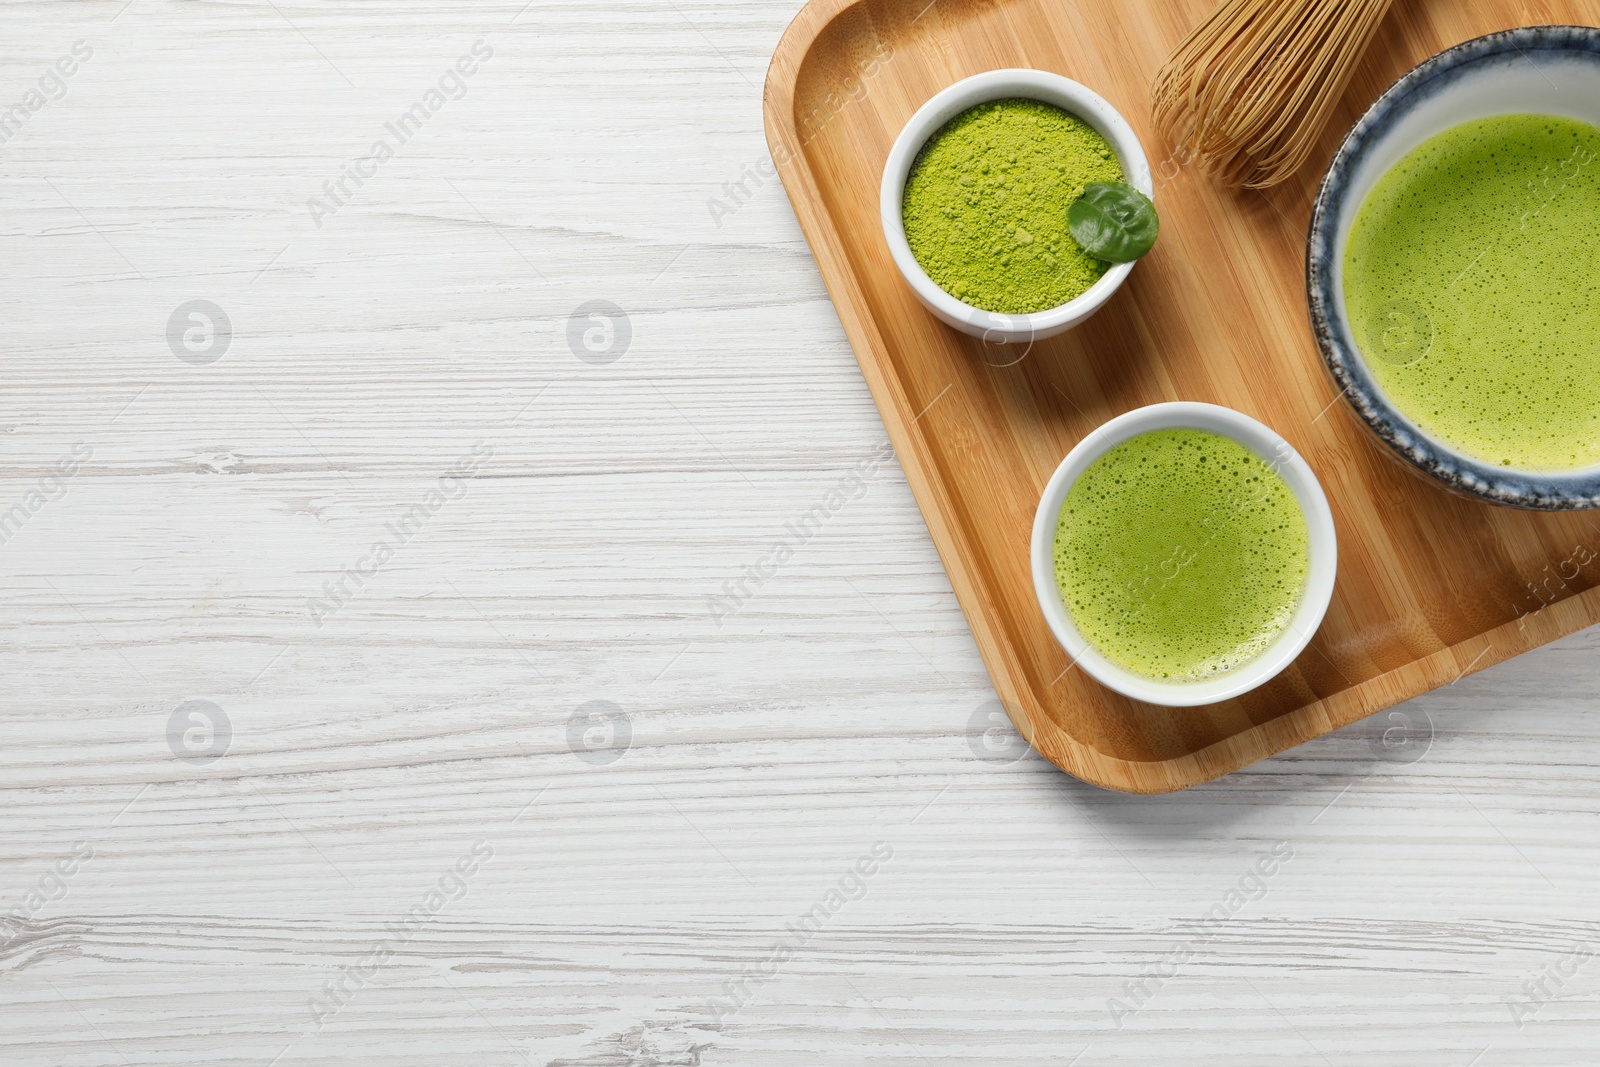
left=764, top=0, right=1600, bottom=793
left=1, top=0, right=1600, bottom=1064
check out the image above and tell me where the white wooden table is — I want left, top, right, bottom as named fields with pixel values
left=3, top=2, right=1598, bottom=1063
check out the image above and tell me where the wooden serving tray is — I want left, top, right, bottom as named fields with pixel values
left=764, top=0, right=1600, bottom=793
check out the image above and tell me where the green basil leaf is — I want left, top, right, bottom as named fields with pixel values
left=1067, top=181, right=1159, bottom=263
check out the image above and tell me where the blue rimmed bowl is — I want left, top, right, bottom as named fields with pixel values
left=1308, top=25, right=1600, bottom=510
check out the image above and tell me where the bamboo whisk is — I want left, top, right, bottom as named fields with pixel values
left=1151, top=0, right=1397, bottom=188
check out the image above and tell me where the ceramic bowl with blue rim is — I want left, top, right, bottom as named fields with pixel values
left=1308, top=25, right=1600, bottom=510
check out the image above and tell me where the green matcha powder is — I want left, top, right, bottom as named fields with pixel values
left=902, top=98, right=1124, bottom=314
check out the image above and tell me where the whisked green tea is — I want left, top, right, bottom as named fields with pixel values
left=1345, top=114, right=1600, bottom=471
left=1053, top=429, right=1309, bottom=682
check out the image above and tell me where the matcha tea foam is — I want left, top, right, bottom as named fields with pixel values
left=1053, top=429, right=1310, bottom=683
left=1344, top=114, right=1600, bottom=471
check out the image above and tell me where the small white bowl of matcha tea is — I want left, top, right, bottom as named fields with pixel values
left=1310, top=26, right=1600, bottom=509
left=1031, top=403, right=1338, bottom=707
left=880, top=69, right=1154, bottom=344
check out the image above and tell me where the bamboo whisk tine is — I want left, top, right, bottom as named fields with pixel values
left=1151, top=0, right=1397, bottom=188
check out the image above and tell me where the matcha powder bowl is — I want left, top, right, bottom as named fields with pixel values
left=881, top=69, right=1153, bottom=344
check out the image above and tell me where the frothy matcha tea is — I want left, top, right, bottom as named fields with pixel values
left=1053, top=429, right=1310, bottom=683
left=1344, top=114, right=1600, bottom=470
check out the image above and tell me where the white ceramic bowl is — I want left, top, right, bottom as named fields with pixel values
left=880, top=68, right=1153, bottom=344
left=1030, top=402, right=1339, bottom=707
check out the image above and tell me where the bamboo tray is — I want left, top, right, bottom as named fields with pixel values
left=764, top=0, right=1600, bottom=793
